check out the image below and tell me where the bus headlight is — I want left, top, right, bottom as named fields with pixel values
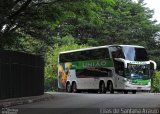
left=148, top=81, right=151, bottom=85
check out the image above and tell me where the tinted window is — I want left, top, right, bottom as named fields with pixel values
left=122, top=47, right=148, bottom=61
left=76, top=68, right=112, bottom=78
left=59, top=53, right=70, bottom=62
left=59, top=48, right=110, bottom=62
left=114, top=60, right=125, bottom=77
left=86, top=48, right=110, bottom=60
left=110, top=46, right=124, bottom=58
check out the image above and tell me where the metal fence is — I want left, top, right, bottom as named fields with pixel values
left=0, top=50, right=44, bottom=100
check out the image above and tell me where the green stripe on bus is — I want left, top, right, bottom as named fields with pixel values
left=131, top=80, right=150, bottom=85
left=71, top=59, right=113, bottom=69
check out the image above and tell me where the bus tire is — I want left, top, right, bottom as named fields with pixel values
left=124, top=90, right=128, bottom=94
left=72, top=82, right=77, bottom=93
left=66, top=82, right=72, bottom=92
left=99, top=82, right=106, bottom=94
left=132, top=90, right=136, bottom=94
left=108, top=81, right=114, bottom=94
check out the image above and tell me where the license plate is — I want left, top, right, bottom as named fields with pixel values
left=137, top=87, right=142, bottom=90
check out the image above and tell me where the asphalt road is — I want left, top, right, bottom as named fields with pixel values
left=7, top=92, right=160, bottom=114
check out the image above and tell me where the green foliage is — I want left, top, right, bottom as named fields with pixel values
left=53, top=35, right=75, bottom=46
left=44, top=77, right=57, bottom=92
left=4, top=34, right=48, bottom=55
left=54, top=0, right=114, bottom=44
left=96, top=0, right=160, bottom=46
left=151, top=71, right=160, bottom=92
left=149, top=49, right=160, bottom=70
left=1, top=0, right=112, bottom=48
left=0, top=0, right=55, bottom=48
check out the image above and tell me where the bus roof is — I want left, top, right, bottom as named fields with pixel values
left=119, top=45, right=144, bottom=48
left=59, top=45, right=145, bottom=54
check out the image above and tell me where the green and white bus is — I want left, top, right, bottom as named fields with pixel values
left=58, top=45, right=156, bottom=94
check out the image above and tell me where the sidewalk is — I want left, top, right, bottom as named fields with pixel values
left=0, top=93, right=53, bottom=108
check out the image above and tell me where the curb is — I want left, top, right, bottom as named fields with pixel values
left=0, top=93, right=53, bottom=108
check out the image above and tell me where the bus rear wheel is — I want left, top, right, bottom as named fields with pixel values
left=72, top=82, right=77, bottom=93
left=132, top=90, right=136, bottom=94
left=66, top=82, right=71, bottom=92
left=99, top=82, right=106, bottom=94
left=124, top=90, right=128, bottom=94
left=108, top=81, right=114, bottom=94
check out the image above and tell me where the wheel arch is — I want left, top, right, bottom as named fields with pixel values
left=66, top=80, right=71, bottom=84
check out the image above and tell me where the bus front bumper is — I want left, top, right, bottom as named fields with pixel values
left=124, top=84, right=151, bottom=91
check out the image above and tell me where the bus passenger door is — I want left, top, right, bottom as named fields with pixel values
left=115, top=73, right=124, bottom=89
left=114, top=60, right=125, bottom=89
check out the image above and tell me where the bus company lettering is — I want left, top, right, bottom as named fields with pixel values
left=82, top=60, right=108, bottom=68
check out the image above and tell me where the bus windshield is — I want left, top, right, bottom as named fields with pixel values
left=125, top=64, right=150, bottom=80
left=122, top=47, right=148, bottom=61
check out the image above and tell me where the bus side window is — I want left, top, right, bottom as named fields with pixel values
left=59, top=54, right=66, bottom=63
left=60, top=53, right=73, bottom=62
left=81, top=51, right=89, bottom=61
left=84, top=50, right=92, bottom=60
left=104, top=48, right=110, bottom=59
left=73, top=51, right=89, bottom=61
left=90, top=48, right=110, bottom=60
left=114, top=60, right=125, bottom=77
left=110, top=46, right=124, bottom=58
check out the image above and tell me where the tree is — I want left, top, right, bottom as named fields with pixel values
left=1, top=0, right=112, bottom=48
left=53, top=0, right=160, bottom=46
left=152, top=71, right=160, bottom=92
left=93, top=0, right=160, bottom=45
left=0, top=0, right=55, bottom=48
left=53, top=0, right=114, bottom=44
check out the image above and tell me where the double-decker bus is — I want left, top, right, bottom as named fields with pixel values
left=58, top=45, right=156, bottom=94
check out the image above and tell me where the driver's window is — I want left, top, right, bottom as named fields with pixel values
left=114, top=60, right=125, bottom=77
